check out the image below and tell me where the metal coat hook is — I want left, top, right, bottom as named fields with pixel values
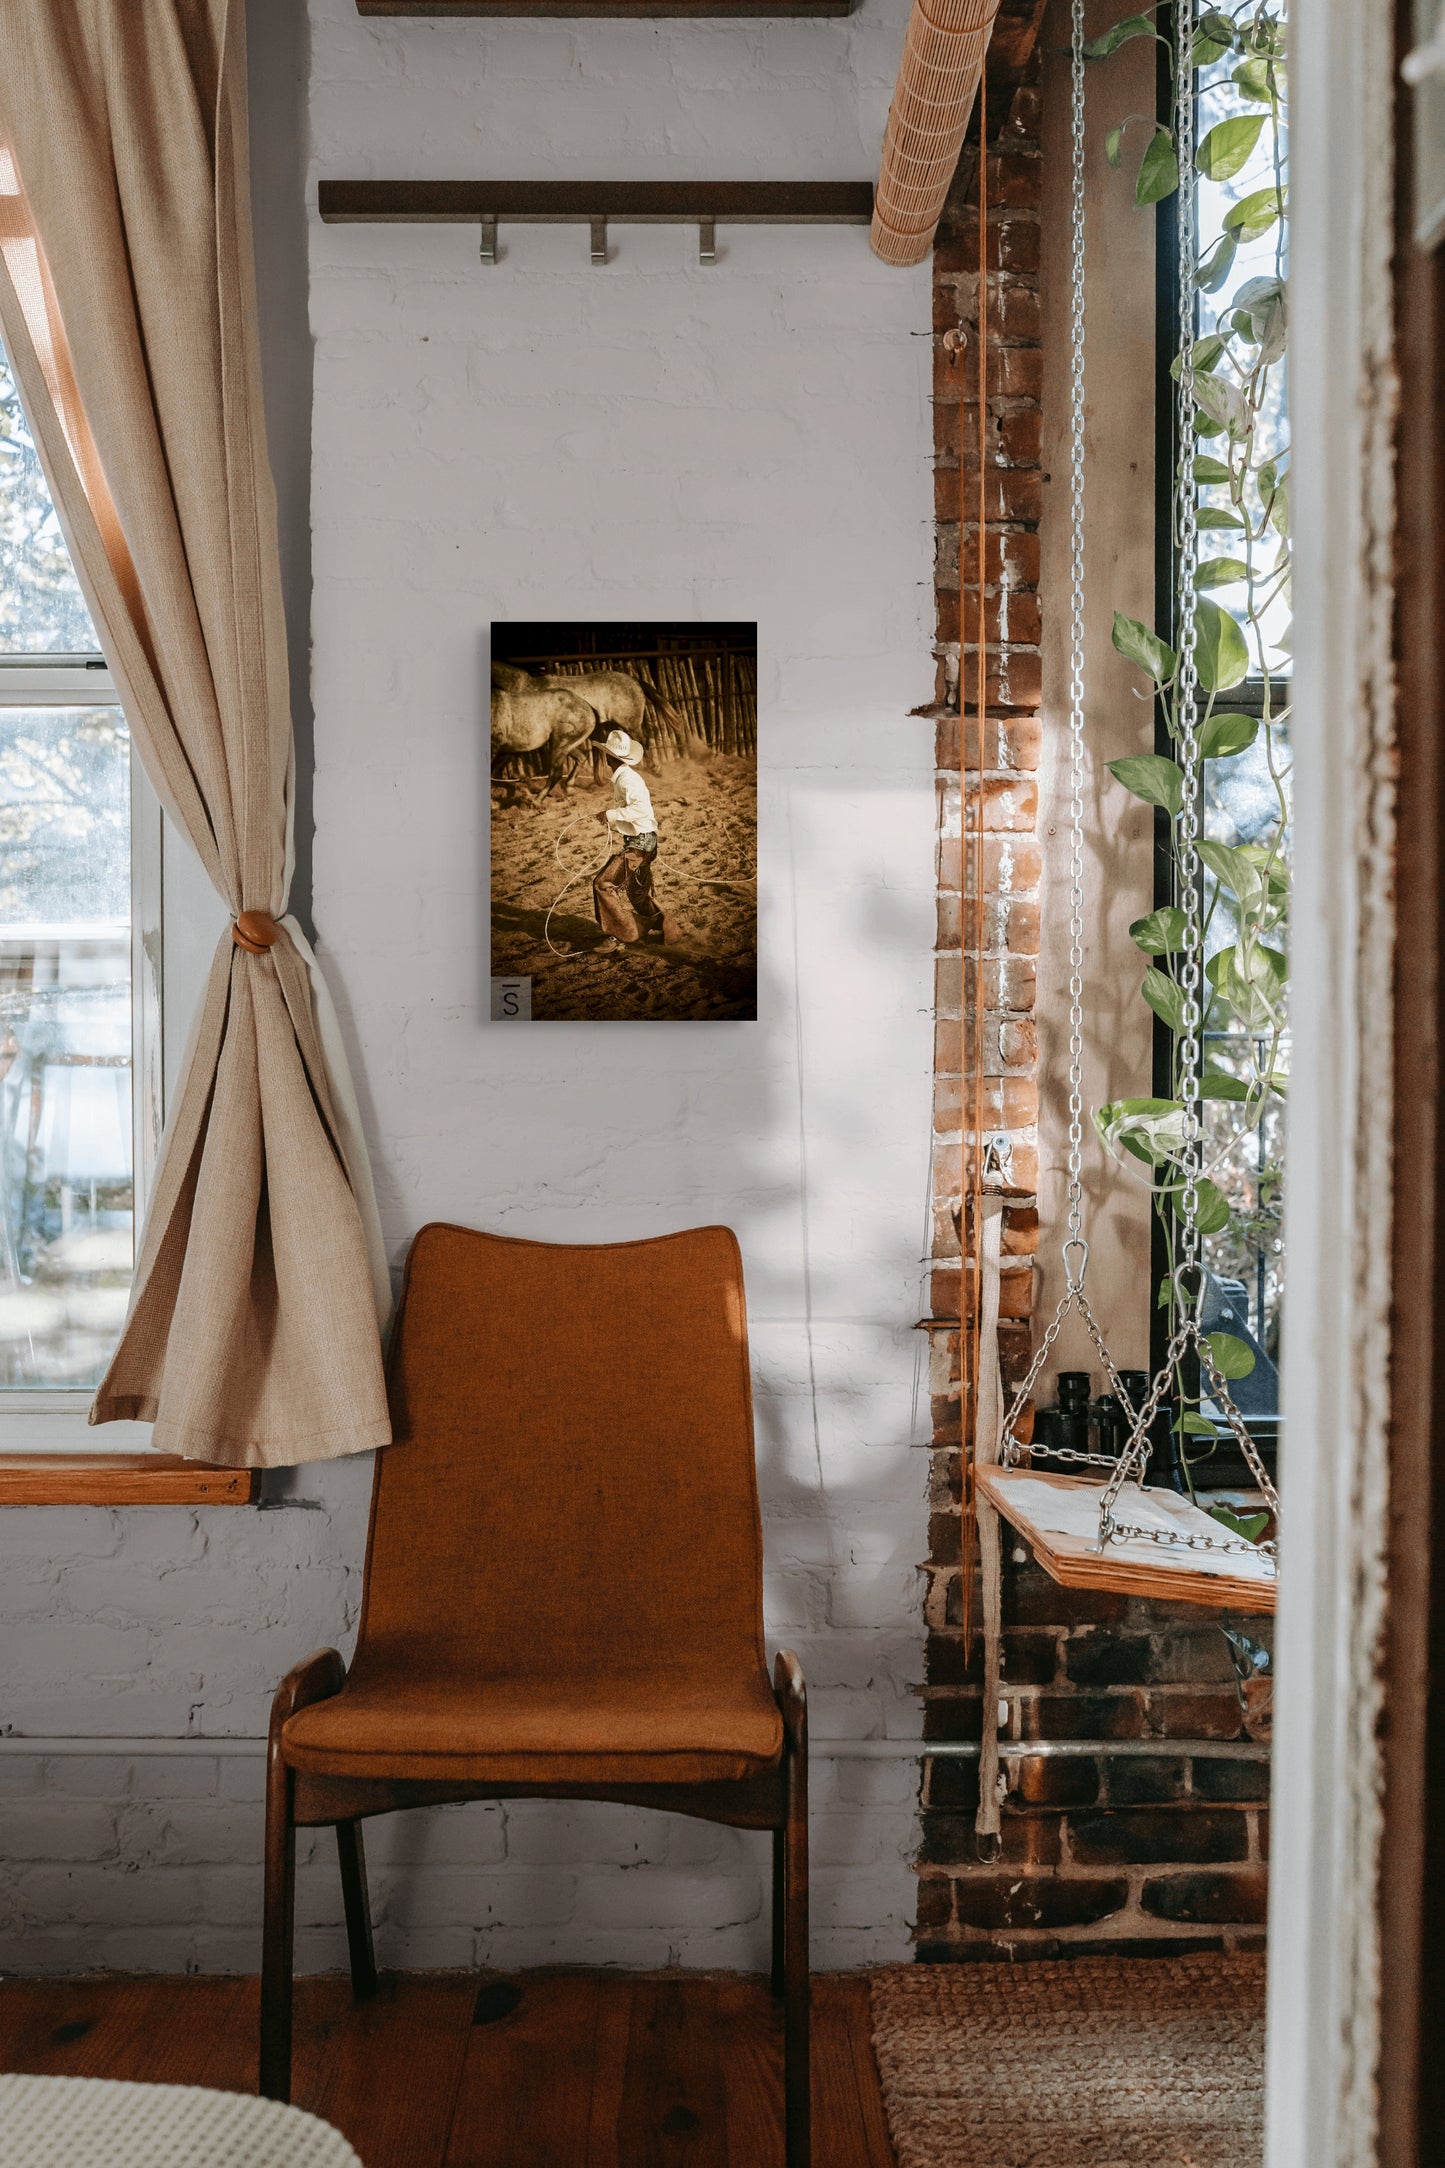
left=479, top=215, right=497, bottom=266
left=590, top=215, right=607, bottom=266
left=699, top=216, right=717, bottom=266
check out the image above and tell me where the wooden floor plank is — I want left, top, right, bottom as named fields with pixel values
left=0, top=1979, right=182, bottom=2081
left=812, top=1975, right=894, bottom=2168
left=0, top=1968, right=895, bottom=2165
left=715, top=1973, right=784, bottom=2167
left=317, top=1974, right=476, bottom=2168
left=445, top=1973, right=600, bottom=2167
left=585, top=1975, right=634, bottom=2168
left=837, top=1975, right=898, bottom=2167
left=103, top=1977, right=253, bottom=2089
left=617, top=1977, right=728, bottom=2168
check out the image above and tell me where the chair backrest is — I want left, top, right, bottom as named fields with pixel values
left=355, top=1222, right=769, bottom=1692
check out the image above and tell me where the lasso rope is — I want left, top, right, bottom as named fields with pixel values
left=543, top=809, right=614, bottom=957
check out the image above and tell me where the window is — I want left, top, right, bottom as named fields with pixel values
left=1148, top=7, right=1290, bottom=1473
left=1194, top=26, right=1289, bottom=1380
left=0, top=336, right=162, bottom=1434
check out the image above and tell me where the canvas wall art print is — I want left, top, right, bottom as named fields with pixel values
left=489, top=622, right=758, bottom=1022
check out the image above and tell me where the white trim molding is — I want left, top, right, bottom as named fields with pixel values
left=1266, top=2, right=1399, bottom=2163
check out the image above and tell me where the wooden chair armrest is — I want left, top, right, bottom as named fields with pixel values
left=268, top=1647, right=347, bottom=1753
left=773, top=1647, right=807, bottom=1753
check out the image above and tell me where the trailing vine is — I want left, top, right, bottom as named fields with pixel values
left=1089, top=2, right=1290, bottom=1487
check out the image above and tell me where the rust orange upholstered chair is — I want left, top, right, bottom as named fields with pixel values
left=259, top=1221, right=810, bottom=2162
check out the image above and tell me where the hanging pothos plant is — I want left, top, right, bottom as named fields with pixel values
left=1090, top=1, right=1290, bottom=1476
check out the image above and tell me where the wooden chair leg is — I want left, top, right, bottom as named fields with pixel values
left=770, top=1824, right=786, bottom=1999
left=775, top=1650, right=810, bottom=2168
left=260, top=1753, right=297, bottom=2102
left=336, top=1820, right=378, bottom=2000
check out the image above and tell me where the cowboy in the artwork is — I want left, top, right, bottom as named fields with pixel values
left=593, top=729, right=677, bottom=950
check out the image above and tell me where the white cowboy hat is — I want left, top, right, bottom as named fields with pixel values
left=603, top=728, right=644, bottom=765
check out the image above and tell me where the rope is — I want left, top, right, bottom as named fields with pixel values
left=542, top=810, right=613, bottom=957
left=960, top=56, right=990, bottom=1671
left=973, top=1196, right=1006, bottom=1850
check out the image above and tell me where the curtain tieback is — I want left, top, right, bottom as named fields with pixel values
left=232, top=910, right=281, bottom=954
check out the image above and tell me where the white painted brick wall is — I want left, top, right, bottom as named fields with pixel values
left=3, top=0, right=934, bottom=1974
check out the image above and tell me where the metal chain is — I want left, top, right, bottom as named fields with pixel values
left=992, top=0, right=1137, bottom=1481
left=1064, top=0, right=1089, bottom=1244
left=1174, top=0, right=1204, bottom=1280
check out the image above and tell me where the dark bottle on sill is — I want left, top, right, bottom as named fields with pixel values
left=1054, top=1370, right=1093, bottom=1460
left=1091, top=1372, right=1151, bottom=1463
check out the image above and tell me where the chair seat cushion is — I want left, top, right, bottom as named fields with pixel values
left=282, top=1663, right=784, bottom=1785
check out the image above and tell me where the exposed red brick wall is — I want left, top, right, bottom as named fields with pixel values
left=917, top=63, right=1270, bottom=1960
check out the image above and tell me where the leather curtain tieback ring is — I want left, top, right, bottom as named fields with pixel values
left=232, top=909, right=281, bottom=954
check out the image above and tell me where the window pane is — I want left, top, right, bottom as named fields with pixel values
left=1196, top=48, right=1290, bottom=668
left=0, top=342, right=98, bottom=653
left=0, top=707, right=132, bottom=1388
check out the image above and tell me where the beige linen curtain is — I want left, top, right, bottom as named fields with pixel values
left=0, top=0, right=391, bottom=1467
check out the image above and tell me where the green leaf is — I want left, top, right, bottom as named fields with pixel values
left=1224, top=186, right=1283, bottom=239
left=1170, top=334, right=1227, bottom=380
left=1161, top=1173, right=1232, bottom=1233
left=1193, top=372, right=1250, bottom=436
left=1192, top=30, right=1232, bottom=65
left=1192, top=1178, right=1233, bottom=1235
left=1105, top=124, right=1125, bottom=169
left=1135, top=126, right=1180, bottom=206
left=1207, top=941, right=1287, bottom=1030
left=1095, top=1097, right=1184, bottom=1169
left=1202, top=1066, right=1252, bottom=1101
left=1141, top=966, right=1187, bottom=1033
left=1194, top=556, right=1249, bottom=590
left=1194, top=597, right=1251, bottom=691
left=1108, top=752, right=1185, bottom=814
left=1210, top=1505, right=1270, bottom=1543
left=1200, top=711, right=1259, bottom=760
left=1195, top=230, right=1239, bottom=294
left=1196, top=506, right=1246, bottom=530
left=1206, top=1329, right=1257, bottom=1380
left=1233, top=55, right=1278, bottom=101
left=1198, top=839, right=1265, bottom=912
left=1111, top=611, right=1176, bottom=684
left=1196, top=7, right=1237, bottom=43
left=1198, top=114, right=1265, bottom=181
left=1084, top=14, right=1157, bottom=59
left=1269, top=473, right=1290, bottom=537
left=1193, top=455, right=1232, bottom=484
left=1180, top=1411, right=1221, bottom=1436
left=1129, top=905, right=1188, bottom=955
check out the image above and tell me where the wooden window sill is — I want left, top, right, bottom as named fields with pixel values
left=0, top=1455, right=259, bottom=1506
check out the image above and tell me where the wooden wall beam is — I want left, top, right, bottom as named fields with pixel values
left=357, top=1, right=854, bottom=16
left=318, top=180, right=874, bottom=226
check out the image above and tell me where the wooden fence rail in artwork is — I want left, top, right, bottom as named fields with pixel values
left=506, top=649, right=758, bottom=760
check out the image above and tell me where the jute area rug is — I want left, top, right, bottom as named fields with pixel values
left=870, top=1953, right=1265, bottom=2168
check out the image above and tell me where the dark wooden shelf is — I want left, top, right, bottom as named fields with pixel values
left=318, top=180, right=874, bottom=225
left=0, top=1454, right=259, bottom=1506
left=359, top=3, right=854, bottom=17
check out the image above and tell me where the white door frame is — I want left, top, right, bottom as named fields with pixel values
left=1266, top=2, right=1401, bottom=2161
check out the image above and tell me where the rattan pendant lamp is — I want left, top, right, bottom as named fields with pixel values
left=871, top=0, right=1006, bottom=266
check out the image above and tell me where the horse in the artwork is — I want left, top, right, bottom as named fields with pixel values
left=490, top=664, right=598, bottom=798
left=537, top=669, right=702, bottom=779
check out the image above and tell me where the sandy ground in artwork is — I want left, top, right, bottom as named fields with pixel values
left=490, top=754, right=758, bottom=1021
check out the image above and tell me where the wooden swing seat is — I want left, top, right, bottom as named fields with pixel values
left=975, top=1465, right=1277, bottom=1614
